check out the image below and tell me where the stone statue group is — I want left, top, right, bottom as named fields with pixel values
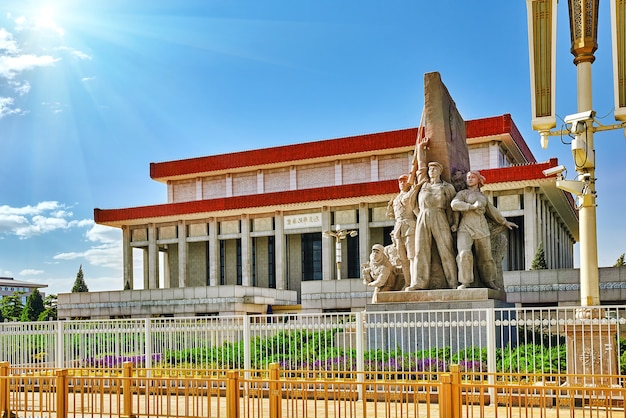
left=362, top=137, right=517, bottom=301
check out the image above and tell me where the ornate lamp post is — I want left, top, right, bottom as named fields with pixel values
left=526, top=0, right=626, bottom=306
left=323, top=225, right=358, bottom=280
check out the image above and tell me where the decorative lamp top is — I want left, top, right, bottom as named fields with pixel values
left=568, top=0, right=599, bottom=64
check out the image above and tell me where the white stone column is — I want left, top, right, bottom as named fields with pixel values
left=523, top=188, right=537, bottom=270
left=548, top=205, right=554, bottom=267
left=208, top=218, right=219, bottom=286
left=241, top=215, right=252, bottom=286
left=226, top=174, right=233, bottom=197
left=122, top=226, right=133, bottom=290
left=257, top=170, right=264, bottom=194
left=358, top=203, right=370, bottom=266
left=148, top=224, right=158, bottom=289
left=178, top=221, right=187, bottom=288
left=143, top=248, right=149, bottom=290
left=321, top=207, right=333, bottom=280
left=289, top=166, right=297, bottom=190
left=163, top=250, right=170, bottom=288
left=335, top=161, right=342, bottom=185
left=370, top=156, right=379, bottom=182
left=167, top=180, right=174, bottom=203
left=274, top=211, right=286, bottom=290
left=196, top=178, right=203, bottom=200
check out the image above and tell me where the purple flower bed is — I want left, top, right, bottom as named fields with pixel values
left=457, top=359, right=486, bottom=373
left=83, top=353, right=163, bottom=368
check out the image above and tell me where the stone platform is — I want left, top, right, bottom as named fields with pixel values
left=364, top=289, right=516, bottom=353
left=377, top=287, right=504, bottom=302
left=367, top=288, right=514, bottom=312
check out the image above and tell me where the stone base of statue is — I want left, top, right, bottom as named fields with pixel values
left=364, top=289, right=514, bottom=354
left=373, top=287, right=507, bottom=307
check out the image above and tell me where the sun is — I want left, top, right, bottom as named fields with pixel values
left=33, top=6, right=64, bottom=36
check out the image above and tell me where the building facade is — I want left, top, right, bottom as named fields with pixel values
left=58, top=114, right=578, bottom=319
left=0, top=277, right=47, bottom=305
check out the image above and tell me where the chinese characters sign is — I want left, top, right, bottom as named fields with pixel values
left=284, top=213, right=322, bottom=230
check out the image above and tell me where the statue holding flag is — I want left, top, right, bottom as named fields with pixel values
left=405, top=136, right=459, bottom=290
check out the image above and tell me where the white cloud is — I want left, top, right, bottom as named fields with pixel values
left=0, top=96, right=25, bottom=118
left=0, top=201, right=92, bottom=238
left=57, top=46, right=91, bottom=60
left=41, top=101, right=63, bottom=114
left=82, top=76, right=95, bottom=82
left=86, top=224, right=120, bottom=244
left=0, top=28, right=19, bottom=54
left=0, top=201, right=61, bottom=216
left=9, top=80, right=30, bottom=95
left=0, top=17, right=69, bottom=118
left=13, top=13, right=64, bottom=36
left=33, top=15, right=64, bottom=36
left=0, top=212, right=30, bottom=233
left=83, top=243, right=123, bottom=269
left=0, top=53, right=59, bottom=79
left=12, top=15, right=26, bottom=27
left=74, top=219, right=95, bottom=228
left=53, top=252, right=82, bottom=261
left=55, top=224, right=122, bottom=270
left=20, top=269, right=44, bottom=275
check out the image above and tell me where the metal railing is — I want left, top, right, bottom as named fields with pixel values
left=2, top=362, right=625, bottom=418
left=1, top=305, right=625, bottom=378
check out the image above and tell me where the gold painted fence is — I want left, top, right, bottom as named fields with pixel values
left=1, top=362, right=625, bottom=418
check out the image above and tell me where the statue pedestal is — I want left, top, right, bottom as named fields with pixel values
left=370, top=288, right=510, bottom=310
left=364, top=289, right=515, bottom=354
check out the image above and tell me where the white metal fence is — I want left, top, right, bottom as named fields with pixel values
left=1, top=305, right=624, bottom=377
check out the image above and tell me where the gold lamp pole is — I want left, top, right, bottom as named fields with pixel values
left=568, top=0, right=599, bottom=307
left=323, top=225, right=358, bottom=280
left=526, top=0, right=626, bottom=306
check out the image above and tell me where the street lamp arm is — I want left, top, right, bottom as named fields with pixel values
left=540, top=120, right=626, bottom=138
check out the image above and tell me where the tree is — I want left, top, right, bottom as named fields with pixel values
left=1, top=292, right=25, bottom=321
left=530, top=242, right=547, bottom=270
left=21, top=288, right=45, bottom=322
left=38, top=294, right=58, bottom=321
left=71, top=265, right=89, bottom=293
left=614, top=253, right=625, bottom=267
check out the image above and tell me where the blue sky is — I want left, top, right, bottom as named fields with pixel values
left=1, top=0, right=625, bottom=295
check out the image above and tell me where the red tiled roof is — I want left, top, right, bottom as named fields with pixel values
left=480, top=158, right=558, bottom=183
left=96, top=116, right=560, bottom=224
left=95, top=160, right=567, bottom=224
left=480, top=158, right=577, bottom=216
left=94, top=180, right=398, bottom=223
left=466, top=114, right=536, bottom=164
left=150, top=128, right=419, bottom=180
left=150, top=114, right=532, bottom=180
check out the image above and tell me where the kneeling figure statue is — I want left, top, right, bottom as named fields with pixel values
left=362, top=244, right=403, bottom=303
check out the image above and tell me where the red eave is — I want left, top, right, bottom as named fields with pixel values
left=150, top=129, right=418, bottom=180
left=480, top=158, right=558, bottom=183
left=481, top=158, right=578, bottom=217
left=150, top=114, right=535, bottom=180
left=466, top=114, right=536, bottom=164
left=94, top=180, right=398, bottom=224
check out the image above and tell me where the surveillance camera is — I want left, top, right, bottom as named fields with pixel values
left=542, top=165, right=566, bottom=177
left=563, top=110, right=595, bottom=125
left=580, top=173, right=591, bottom=180
left=556, top=179, right=585, bottom=196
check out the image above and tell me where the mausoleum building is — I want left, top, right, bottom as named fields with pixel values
left=55, top=114, right=581, bottom=319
